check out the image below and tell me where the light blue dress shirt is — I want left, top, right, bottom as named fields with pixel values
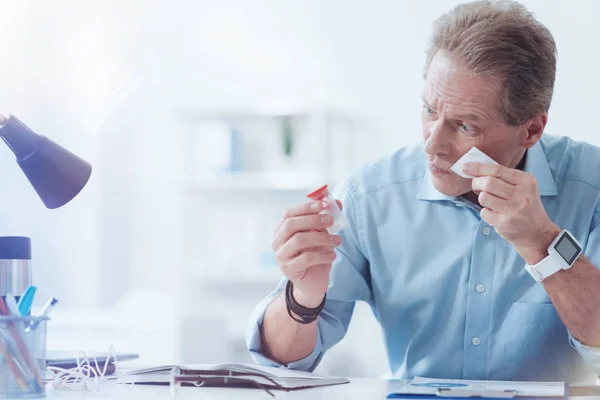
left=246, top=135, right=600, bottom=383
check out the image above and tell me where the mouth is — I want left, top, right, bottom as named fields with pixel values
left=428, top=162, right=452, bottom=175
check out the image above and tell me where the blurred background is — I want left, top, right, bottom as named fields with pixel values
left=0, top=0, right=598, bottom=378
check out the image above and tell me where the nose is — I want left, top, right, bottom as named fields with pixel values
left=424, top=120, right=450, bottom=157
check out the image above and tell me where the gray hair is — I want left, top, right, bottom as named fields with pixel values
left=424, top=0, right=557, bottom=125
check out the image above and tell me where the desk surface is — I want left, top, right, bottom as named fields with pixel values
left=16, top=379, right=600, bottom=400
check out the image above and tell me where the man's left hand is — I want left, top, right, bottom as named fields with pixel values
left=464, top=162, right=561, bottom=264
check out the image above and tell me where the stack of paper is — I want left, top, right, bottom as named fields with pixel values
left=114, top=362, right=349, bottom=390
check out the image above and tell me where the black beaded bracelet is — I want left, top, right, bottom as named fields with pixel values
left=284, top=281, right=326, bottom=324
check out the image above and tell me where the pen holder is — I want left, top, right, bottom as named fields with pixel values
left=0, top=316, right=48, bottom=398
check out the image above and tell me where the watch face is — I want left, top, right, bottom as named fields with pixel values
left=555, top=232, right=582, bottom=265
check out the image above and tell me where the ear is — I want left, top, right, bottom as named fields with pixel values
left=521, top=113, right=547, bottom=149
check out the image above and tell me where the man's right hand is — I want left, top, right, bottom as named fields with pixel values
left=272, top=200, right=343, bottom=308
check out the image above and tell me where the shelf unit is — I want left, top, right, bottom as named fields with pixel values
left=169, top=106, right=373, bottom=366
left=177, top=107, right=368, bottom=186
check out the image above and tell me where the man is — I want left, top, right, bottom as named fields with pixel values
left=246, top=0, right=600, bottom=382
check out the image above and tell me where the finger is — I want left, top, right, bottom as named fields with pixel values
left=464, top=162, right=524, bottom=185
left=478, top=190, right=508, bottom=212
left=284, top=249, right=337, bottom=273
left=336, top=199, right=343, bottom=211
left=275, top=201, right=328, bottom=233
left=273, top=214, right=334, bottom=251
left=276, top=232, right=341, bottom=261
left=471, top=176, right=514, bottom=200
left=480, top=207, right=499, bottom=226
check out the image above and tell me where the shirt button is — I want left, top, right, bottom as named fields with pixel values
left=482, top=227, right=491, bottom=236
left=472, top=337, right=481, bottom=346
left=476, top=284, right=485, bottom=293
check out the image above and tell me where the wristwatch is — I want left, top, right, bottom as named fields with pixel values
left=525, top=230, right=583, bottom=282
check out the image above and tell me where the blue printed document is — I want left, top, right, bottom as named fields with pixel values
left=388, top=376, right=566, bottom=398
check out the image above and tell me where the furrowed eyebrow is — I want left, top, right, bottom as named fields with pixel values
left=421, top=93, right=432, bottom=108
left=421, top=92, right=484, bottom=124
left=454, top=112, right=484, bottom=124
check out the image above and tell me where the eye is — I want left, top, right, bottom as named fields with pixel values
left=424, top=106, right=435, bottom=115
left=460, top=124, right=473, bottom=133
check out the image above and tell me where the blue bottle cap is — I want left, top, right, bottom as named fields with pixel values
left=0, top=236, right=31, bottom=260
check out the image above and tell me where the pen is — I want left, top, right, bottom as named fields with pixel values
left=0, top=322, right=35, bottom=392
left=5, top=295, right=30, bottom=338
left=17, top=286, right=37, bottom=316
left=0, top=296, right=43, bottom=392
left=5, top=296, right=22, bottom=320
left=26, top=297, right=58, bottom=334
left=5, top=296, right=28, bottom=340
left=0, top=332, right=29, bottom=391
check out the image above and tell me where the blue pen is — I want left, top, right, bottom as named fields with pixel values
left=17, top=286, right=36, bottom=316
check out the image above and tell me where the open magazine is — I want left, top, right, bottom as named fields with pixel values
left=113, top=362, right=350, bottom=390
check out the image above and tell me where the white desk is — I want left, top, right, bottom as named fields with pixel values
left=13, top=379, right=600, bottom=399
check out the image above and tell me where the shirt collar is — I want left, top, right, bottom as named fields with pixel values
left=417, top=140, right=557, bottom=201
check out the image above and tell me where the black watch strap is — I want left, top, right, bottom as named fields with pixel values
left=285, top=281, right=326, bottom=324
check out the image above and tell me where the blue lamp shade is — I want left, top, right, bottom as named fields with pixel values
left=1, top=116, right=92, bottom=209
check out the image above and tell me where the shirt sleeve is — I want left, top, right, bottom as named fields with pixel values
left=245, top=177, right=373, bottom=371
left=567, top=206, right=600, bottom=372
left=569, top=332, right=600, bottom=373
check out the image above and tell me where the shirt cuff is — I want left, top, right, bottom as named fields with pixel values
left=569, top=331, right=600, bottom=373
left=245, top=279, right=325, bottom=371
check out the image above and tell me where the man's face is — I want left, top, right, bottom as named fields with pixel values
left=422, top=51, right=525, bottom=196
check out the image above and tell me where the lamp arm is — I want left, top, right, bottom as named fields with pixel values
left=0, top=114, right=45, bottom=159
left=0, top=113, right=6, bottom=136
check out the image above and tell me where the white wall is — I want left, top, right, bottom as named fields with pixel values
left=0, top=0, right=598, bottom=376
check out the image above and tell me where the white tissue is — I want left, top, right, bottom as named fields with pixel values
left=450, top=146, right=498, bottom=178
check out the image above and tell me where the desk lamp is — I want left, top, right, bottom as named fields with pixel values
left=0, top=114, right=92, bottom=300
left=1, top=114, right=92, bottom=209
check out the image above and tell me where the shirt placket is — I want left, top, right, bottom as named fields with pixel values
left=454, top=199, right=495, bottom=379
